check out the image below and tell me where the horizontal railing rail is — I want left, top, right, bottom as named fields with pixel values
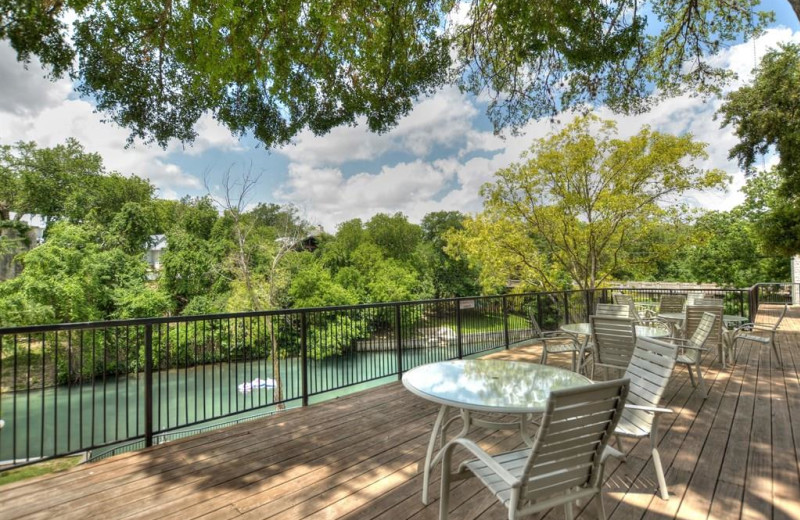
left=0, top=284, right=756, bottom=468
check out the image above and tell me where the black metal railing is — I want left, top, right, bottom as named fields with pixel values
left=0, top=285, right=760, bottom=467
left=750, top=282, right=799, bottom=315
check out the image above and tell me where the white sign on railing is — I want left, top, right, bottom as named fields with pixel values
left=459, top=299, right=475, bottom=309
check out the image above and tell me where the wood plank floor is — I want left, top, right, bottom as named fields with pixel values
left=2, top=305, right=799, bottom=519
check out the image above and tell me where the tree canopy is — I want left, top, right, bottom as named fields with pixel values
left=0, top=0, right=780, bottom=148
left=719, top=43, right=800, bottom=256
left=449, top=115, right=728, bottom=291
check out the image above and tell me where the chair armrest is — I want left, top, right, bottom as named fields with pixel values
left=625, top=404, right=673, bottom=415
left=445, top=438, right=521, bottom=488
left=677, top=344, right=709, bottom=352
left=541, top=331, right=576, bottom=340
left=601, top=444, right=624, bottom=462
left=750, top=324, right=775, bottom=332
left=665, top=337, right=689, bottom=344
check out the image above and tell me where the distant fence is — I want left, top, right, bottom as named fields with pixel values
left=0, top=284, right=774, bottom=468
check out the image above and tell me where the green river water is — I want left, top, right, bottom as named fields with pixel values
left=0, top=346, right=479, bottom=463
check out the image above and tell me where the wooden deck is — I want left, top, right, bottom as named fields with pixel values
left=2, top=305, right=799, bottom=519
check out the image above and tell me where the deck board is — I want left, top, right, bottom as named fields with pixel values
left=2, top=305, right=800, bottom=520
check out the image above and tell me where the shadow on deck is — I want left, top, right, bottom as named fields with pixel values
left=1, top=305, right=799, bottom=519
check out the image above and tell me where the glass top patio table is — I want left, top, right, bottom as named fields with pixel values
left=403, top=359, right=592, bottom=414
left=402, top=359, right=592, bottom=504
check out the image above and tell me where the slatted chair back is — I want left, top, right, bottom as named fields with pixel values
left=591, top=315, right=637, bottom=370
left=683, top=311, right=716, bottom=363
left=685, top=305, right=723, bottom=350
left=518, top=379, right=630, bottom=507
left=658, top=294, right=686, bottom=314
left=620, top=337, right=678, bottom=434
left=611, top=293, right=641, bottom=320
left=595, top=302, right=631, bottom=318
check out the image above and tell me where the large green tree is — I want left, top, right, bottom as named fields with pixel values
left=0, top=0, right=779, bottom=147
left=451, top=115, right=728, bottom=290
left=719, top=43, right=800, bottom=256
left=420, top=211, right=480, bottom=298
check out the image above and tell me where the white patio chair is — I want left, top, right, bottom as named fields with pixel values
left=607, top=336, right=678, bottom=501
left=730, top=303, right=788, bottom=368
left=613, top=292, right=659, bottom=321
left=684, top=304, right=723, bottom=359
left=530, top=311, right=582, bottom=372
left=658, top=294, right=686, bottom=314
left=596, top=302, right=631, bottom=318
left=590, top=315, right=637, bottom=378
left=667, top=311, right=716, bottom=398
left=439, top=379, right=630, bottom=520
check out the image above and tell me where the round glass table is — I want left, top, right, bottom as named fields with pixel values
left=402, top=359, right=592, bottom=504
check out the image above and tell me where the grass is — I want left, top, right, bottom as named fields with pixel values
left=0, top=455, right=82, bottom=487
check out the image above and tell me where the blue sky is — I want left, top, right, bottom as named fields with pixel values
left=1, top=9, right=799, bottom=233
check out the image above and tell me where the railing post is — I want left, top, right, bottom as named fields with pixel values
left=584, top=289, right=593, bottom=322
left=537, top=294, right=543, bottom=327
left=395, top=304, right=403, bottom=379
left=738, top=290, right=745, bottom=318
left=749, top=285, right=759, bottom=323
left=456, top=302, right=463, bottom=359
left=563, top=292, right=570, bottom=324
left=502, top=295, right=510, bottom=349
left=300, top=312, right=308, bottom=407
left=144, top=323, right=153, bottom=448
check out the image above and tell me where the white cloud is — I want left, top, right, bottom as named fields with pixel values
left=0, top=43, right=71, bottom=117
left=278, top=86, right=495, bottom=167
left=275, top=160, right=457, bottom=231
left=0, top=41, right=251, bottom=196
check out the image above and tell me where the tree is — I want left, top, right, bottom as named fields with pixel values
left=364, top=212, right=422, bottom=263
left=719, top=43, right=800, bottom=256
left=684, top=210, right=788, bottom=287
left=0, top=1, right=778, bottom=147
left=454, top=115, right=728, bottom=290
left=0, top=221, right=163, bottom=325
left=420, top=211, right=480, bottom=298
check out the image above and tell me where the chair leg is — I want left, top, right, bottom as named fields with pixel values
left=695, top=362, right=708, bottom=399
left=564, top=501, right=574, bottom=520
left=571, top=350, right=577, bottom=372
left=614, top=434, right=624, bottom=455
left=595, top=492, right=607, bottom=520
left=439, top=446, right=453, bottom=520
left=650, top=419, right=669, bottom=500
left=687, top=364, right=695, bottom=387
left=540, top=347, right=548, bottom=365
left=771, top=337, right=783, bottom=368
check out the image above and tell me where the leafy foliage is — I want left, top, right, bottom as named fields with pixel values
left=0, top=0, right=779, bottom=147
left=451, top=115, right=728, bottom=290
left=719, top=43, right=800, bottom=255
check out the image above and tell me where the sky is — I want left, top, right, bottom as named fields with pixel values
left=1, top=8, right=799, bottom=234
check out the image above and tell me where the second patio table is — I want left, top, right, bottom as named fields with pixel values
left=402, top=359, right=591, bottom=504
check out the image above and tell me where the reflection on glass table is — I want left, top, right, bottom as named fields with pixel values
left=402, top=359, right=592, bottom=505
